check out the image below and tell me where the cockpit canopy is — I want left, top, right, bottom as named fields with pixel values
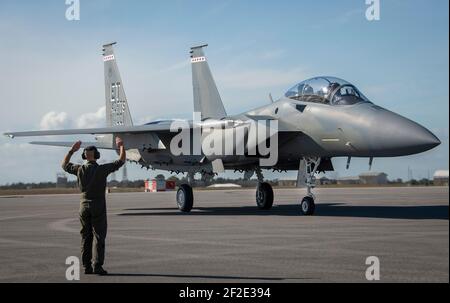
left=285, top=76, right=370, bottom=105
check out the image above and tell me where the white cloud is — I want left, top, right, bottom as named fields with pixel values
left=76, top=106, right=106, bottom=128
left=38, top=106, right=106, bottom=130
left=39, top=111, right=71, bottom=130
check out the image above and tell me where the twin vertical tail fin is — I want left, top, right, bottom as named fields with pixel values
left=103, top=42, right=133, bottom=127
left=190, top=44, right=227, bottom=119
left=102, top=43, right=225, bottom=125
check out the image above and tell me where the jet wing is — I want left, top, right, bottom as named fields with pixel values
left=245, top=114, right=277, bottom=120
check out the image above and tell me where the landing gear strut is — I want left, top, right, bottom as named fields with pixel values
left=299, top=157, right=321, bottom=215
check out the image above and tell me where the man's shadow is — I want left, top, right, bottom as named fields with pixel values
left=103, top=272, right=314, bottom=281
left=119, top=203, right=449, bottom=220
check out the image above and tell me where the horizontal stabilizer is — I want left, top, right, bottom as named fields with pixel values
left=3, top=122, right=182, bottom=138
left=29, top=141, right=114, bottom=149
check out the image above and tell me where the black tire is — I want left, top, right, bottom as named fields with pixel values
left=300, top=196, right=315, bottom=215
left=256, top=182, right=274, bottom=210
left=176, top=184, right=194, bottom=212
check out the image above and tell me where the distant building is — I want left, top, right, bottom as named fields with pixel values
left=278, top=180, right=297, bottom=187
left=318, top=176, right=336, bottom=185
left=359, top=172, right=388, bottom=185
left=56, top=173, right=67, bottom=188
left=433, top=170, right=449, bottom=186
left=336, top=176, right=360, bottom=185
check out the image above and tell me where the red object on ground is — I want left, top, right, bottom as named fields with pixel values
left=144, top=179, right=176, bottom=192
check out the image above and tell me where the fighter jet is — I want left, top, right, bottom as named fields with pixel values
left=4, top=43, right=440, bottom=215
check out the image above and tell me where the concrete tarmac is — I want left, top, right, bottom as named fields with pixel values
left=0, top=186, right=448, bottom=282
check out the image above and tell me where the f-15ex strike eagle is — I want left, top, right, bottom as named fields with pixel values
left=4, top=43, right=441, bottom=215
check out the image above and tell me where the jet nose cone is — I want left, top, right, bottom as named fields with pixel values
left=402, top=122, right=441, bottom=151
left=374, top=110, right=440, bottom=156
left=412, top=126, right=441, bottom=149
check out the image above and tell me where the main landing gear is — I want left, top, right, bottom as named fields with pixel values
left=176, top=183, right=193, bottom=212
left=254, top=168, right=274, bottom=210
left=256, top=182, right=274, bottom=210
left=176, top=171, right=215, bottom=212
left=175, top=158, right=321, bottom=215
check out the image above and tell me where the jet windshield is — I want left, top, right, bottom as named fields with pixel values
left=285, top=76, right=370, bottom=105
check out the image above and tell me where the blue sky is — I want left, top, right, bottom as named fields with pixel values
left=0, top=0, right=448, bottom=184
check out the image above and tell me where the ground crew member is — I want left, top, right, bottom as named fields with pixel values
left=61, top=137, right=126, bottom=275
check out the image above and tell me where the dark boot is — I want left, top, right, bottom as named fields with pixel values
left=93, top=266, right=108, bottom=276
left=84, top=266, right=93, bottom=274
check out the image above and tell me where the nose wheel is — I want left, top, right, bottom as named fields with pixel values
left=300, top=196, right=315, bottom=215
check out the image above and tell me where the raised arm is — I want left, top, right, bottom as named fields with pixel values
left=61, top=141, right=81, bottom=169
left=116, top=136, right=126, bottom=162
left=101, top=137, right=126, bottom=175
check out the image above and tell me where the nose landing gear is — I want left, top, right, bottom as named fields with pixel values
left=300, top=196, right=315, bottom=215
left=298, top=157, right=321, bottom=215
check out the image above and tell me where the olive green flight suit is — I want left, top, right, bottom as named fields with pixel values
left=63, top=160, right=124, bottom=269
